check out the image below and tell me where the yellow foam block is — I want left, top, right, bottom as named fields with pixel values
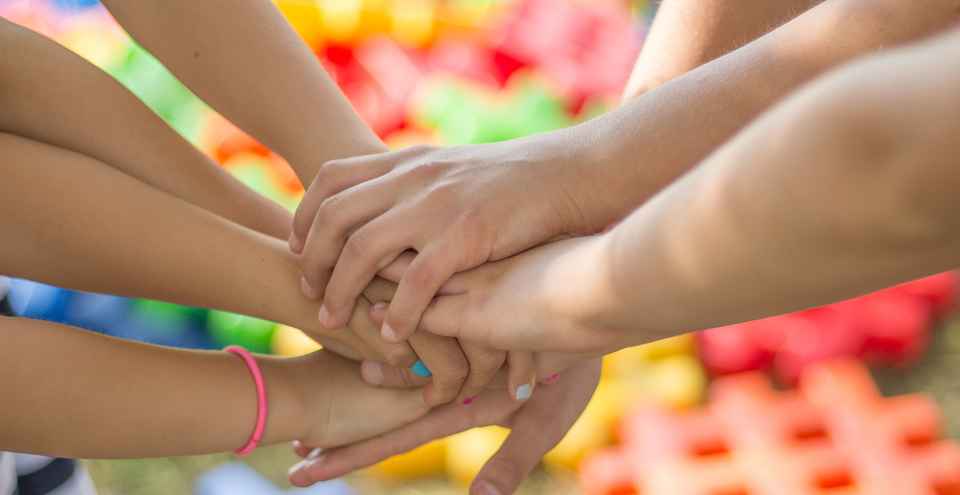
left=445, top=426, right=510, bottom=485
left=639, top=354, right=706, bottom=409
left=388, top=0, right=436, bottom=47
left=368, top=439, right=447, bottom=480
left=602, top=335, right=695, bottom=379
left=271, top=325, right=322, bottom=357
left=318, top=0, right=363, bottom=43
left=543, top=378, right=623, bottom=472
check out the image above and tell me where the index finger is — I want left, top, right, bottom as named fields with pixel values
left=289, top=391, right=521, bottom=485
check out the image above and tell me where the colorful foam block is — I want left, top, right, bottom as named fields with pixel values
left=698, top=272, right=957, bottom=383
left=581, top=359, right=960, bottom=495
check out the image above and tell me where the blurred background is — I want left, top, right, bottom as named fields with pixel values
left=2, top=0, right=960, bottom=493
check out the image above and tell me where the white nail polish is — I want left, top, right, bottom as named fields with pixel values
left=287, top=460, right=308, bottom=477
left=515, top=383, right=532, bottom=401
left=307, top=448, right=324, bottom=460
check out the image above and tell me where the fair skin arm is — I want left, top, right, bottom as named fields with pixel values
left=1, top=317, right=426, bottom=458
left=99, top=0, right=384, bottom=183
left=293, top=0, right=960, bottom=345
left=0, top=132, right=397, bottom=361
left=623, top=0, right=822, bottom=98
left=408, top=28, right=960, bottom=355
left=0, top=17, right=291, bottom=240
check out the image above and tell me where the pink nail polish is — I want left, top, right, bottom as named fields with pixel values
left=462, top=396, right=476, bottom=406
left=318, top=305, right=336, bottom=328
left=544, top=373, right=560, bottom=384
left=381, top=322, right=398, bottom=341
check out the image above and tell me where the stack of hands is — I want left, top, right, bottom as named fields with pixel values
left=283, top=140, right=627, bottom=491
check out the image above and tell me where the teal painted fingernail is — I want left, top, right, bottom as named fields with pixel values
left=515, top=384, right=532, bottom=401
left=411, top=360, right=432, bottom=377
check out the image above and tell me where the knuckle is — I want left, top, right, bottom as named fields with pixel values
left=406, top=261, right=439, bottom=292
left=444, top=363, right=470, bottom=384
left=385, top=347, right=416, bottom=367
left=317, top=159, right=346, bottom=178
left=424, top=182, right=460, bottom=205
left=314, top=196, right=349, bottom=234
left=342, top=230, right=372, bottom=260
left=409, top=160, right=451, bottom=180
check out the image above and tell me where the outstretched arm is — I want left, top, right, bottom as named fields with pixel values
left=409, top=27, right=960, bottom=355
left=0, top=132, right=390, bottom=361
left=600, top=28, right=960, bottom=343
left=99, top=0, right=386, bottom=182
left=624, top=0, right=822, bottom=98
left=0, top=18, right=290, bottom=240
left=1, top=317, right=426, bottom=458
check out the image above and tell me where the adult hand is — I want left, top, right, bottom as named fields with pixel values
left=288, top=359, right=602, bottom=495
left=290, top=136, right=600, bottom=344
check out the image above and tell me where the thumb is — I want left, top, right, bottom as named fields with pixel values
left=470, top=416, right=569, bottom=495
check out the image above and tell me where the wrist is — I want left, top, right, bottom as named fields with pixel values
left=285, top=134, right=386, bottom=185
left=258, top=357, right=310, bottom=444
left=547, top=119, right=645, bottom=235
left=541, top=234, right=632, bottom=354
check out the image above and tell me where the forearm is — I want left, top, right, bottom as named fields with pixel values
left=562, top=0, right=960, bottom=232
left=624, top=0, right=821, bottom=98
left=0, top=19, right=290, bottom=240
left=600, top=31, right=960, bottom=344
left=2, top=316, right=304, bottom=458
left=101, top=0, right=385, bottom=182
left=0, top=134, right=367, bottom=359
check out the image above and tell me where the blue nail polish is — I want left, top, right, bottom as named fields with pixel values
left=410, top=360, right=432, bottom=377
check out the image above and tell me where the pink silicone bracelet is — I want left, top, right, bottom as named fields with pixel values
left=225, top=345, right=268, bottom=456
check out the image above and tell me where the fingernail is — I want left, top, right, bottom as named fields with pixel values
left=289, top=233, right=303, bottom=254
left=515, top=383, right=532, bottom=401
left=474, top=480, right=502, bottom=495
left=381, top=322, right=398, bottom=342
left=288, top=460, right=309, bottom=485
left=288, top=454, right=325, bottom=486
left=410, top=360, right=432, bottom=378
left=371, top=302, right=388, bottom=317
left=301, top=276, right=318, bottom=300
left=318, top=305, right=336, bottom=328
left=544, top=373, right=560, bottom=384
left=361, top=361, right=385, bottom=385
left=462, top=396, right=476, bottom=406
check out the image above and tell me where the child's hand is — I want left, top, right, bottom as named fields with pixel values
left=279, top=351, right=428, bottom=449
left=356, top=278, right=517, bottom=407
left=290, top=137, right=600, bottom=344
left=366, top=302, right=540, bottom=404
left=380, top=235, right=632, bottom=356
left=288, top=359, right=603, bottom=494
